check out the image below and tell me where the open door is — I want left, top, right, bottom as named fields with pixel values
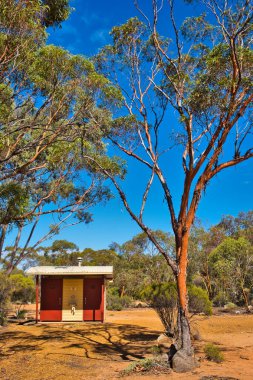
left=62, top=278, right=83, bottom=321
left=83, top=278, right=104, bottom=321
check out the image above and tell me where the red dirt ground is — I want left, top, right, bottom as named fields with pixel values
left=0, top=307, right=253, bottom=379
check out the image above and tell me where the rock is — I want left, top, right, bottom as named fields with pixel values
left=131, top=300, right=148, bottom=308
left=160, top=342, right=172, bottom=350
left=159, top=353, right=169, bottom=362
left=157, top=334, right=173, bottom=351
left=193, top=332, right=201, bottom=340
left=192, top=327, right=202, bottom=341
left=172, top=349, right=199, bottom=373
left=157, top=333, right=171, bottom=344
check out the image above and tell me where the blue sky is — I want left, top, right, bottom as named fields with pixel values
left=28, top=0, right=253, bottom=250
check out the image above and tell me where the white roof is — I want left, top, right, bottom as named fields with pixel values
left=26, top=266, right=113, bottom=279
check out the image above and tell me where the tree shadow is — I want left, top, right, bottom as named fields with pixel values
left=0, top=322, right=161, bottom=362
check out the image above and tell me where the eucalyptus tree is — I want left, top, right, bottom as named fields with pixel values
left=93, top=0, right=253, bottom=369
left=216, top=211, right=253, bottom=244
left=187, top=212, right=253, bottom=300
left=0, top=0, right=122, bottom=273
left=41, top=0, right=72, bottom=27
left=209, top=237, right=253, bottom=311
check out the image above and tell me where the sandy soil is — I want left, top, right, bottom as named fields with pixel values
left=0, top=307, right=253, bottom=380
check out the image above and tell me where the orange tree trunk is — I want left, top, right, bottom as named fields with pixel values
left=175, top=231, right=193, bottom=355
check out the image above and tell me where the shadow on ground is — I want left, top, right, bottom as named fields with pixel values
left=0, top=322, right=161, bottom=362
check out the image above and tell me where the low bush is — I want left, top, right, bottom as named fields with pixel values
left=141, top=282, right=178, bottom=337
left=0, top=310, right=8, bottom=326
left=204, top=343, right=224, bottom=363
left=122, top=357, right=171, bottom=376
left=141, top=282, right=212, bottom=337
left=107, top=288, right=131, bottom=311
left=188, top=285, right=212, bottom=316
left=149, top=345, right=163, bottom=355
left=0, top=273, right=12, bottom=325
left=15, top=308, right=28, bottom=319
left=123, top=358, right=155, bottom=375
left=213, top=291, right=228, bottom=307
left=10, top=274, right=35, bottom=303
left=224, top=302, right=237, bottom=310
left=0, top=272, right=35, bottom=325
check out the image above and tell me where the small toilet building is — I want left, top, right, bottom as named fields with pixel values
left=26, top=266, right=113, bottom=322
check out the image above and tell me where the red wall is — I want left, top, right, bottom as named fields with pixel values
left=40, top=276, right=104, bottom=322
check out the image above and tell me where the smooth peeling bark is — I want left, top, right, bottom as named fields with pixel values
left=176, top=231, right=192, bottom=355
left=171, top=231, right=198, bottom=373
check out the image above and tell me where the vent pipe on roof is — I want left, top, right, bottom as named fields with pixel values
left=77, top=257, right=83, bottom=267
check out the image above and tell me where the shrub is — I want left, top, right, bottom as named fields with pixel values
left=224, top=302, right=237, bottom=310
left=122, top=357, right=171, bottom=376
left=141, top=282, right=178, bottom=337
left=204, top=343, right=224, bottom=363
left=107, top=288, right=131, bottom=311
left=123, top=358, right=155, bottom=375
left=15, top=308, right=28, bottom=319
left=0, top=310, right=8, bottom=326
left=188, top=285, right=212, bottom=316
left=10, top=274, right=35, bottom=303
left=141, top=282, right=212, bottom=337
left=0, top=272, right=35, bottom=325
left=149, top=345, right=163, bottom=355
left=213, top=291, right=228, bottom=307
left=0, top=273, right=12, bottom=325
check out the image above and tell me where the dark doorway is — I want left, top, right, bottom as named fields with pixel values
left=40, top=277, right=63, bottom=321
left=83, top=278, right=104, bottom=321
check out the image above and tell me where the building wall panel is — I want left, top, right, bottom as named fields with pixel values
left=83, top=278, right=104, bottom=321
left=62, top=278, right=83, bottom=321
left=40, top=277, right=62, bottom=321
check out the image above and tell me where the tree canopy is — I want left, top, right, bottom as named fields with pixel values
left=0, top=0, right=123, bottom=274
left=91, top=0, right=253, bottom=363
